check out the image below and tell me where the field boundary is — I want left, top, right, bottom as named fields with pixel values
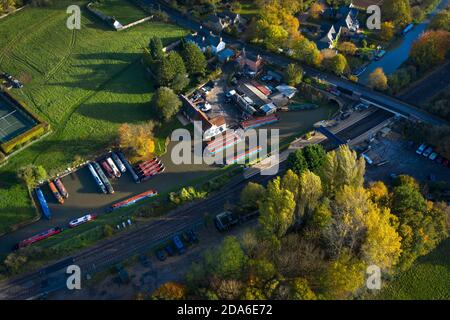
left=86, top=1, right=153, bottom=31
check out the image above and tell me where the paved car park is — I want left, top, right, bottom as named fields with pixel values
left=364, top=131, right=450, bottom=188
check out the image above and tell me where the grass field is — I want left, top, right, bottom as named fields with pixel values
left=0, top=0, right=187, bottom=234
left=91, top=0, right=149, bottom=25
left=366, top=238, right=450, bottom=300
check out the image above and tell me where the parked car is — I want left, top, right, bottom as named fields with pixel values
left=429, top=152, right=438, bottom=161
left=156, top=249, right=167, bottom=261
left=225, top=89, right=236, bottom=98
left=200, top=102, right=212, bottom=112
left=416, top=143, right=427, bottom=155
left=164, top=245, right=175, bottom=256
left=261, top=75, right=273, bottom=82
left=355, top=103, right=369, bottom=111
left=436, top=156, right=443, bottom=164
left=423, top=147, right=433, bottom=157
left=173, top=235, right=186, bottom=254
left=186, top=230, right=198, bottom=244
left=139, top=254, right=151, bottom=267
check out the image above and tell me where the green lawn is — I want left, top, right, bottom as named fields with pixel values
left=0, top=0, right=187, bottom=234
left=368, top=238, right=450, bottom=300
left=236, top=0, right=260, bottom=18
left=91, top=0, right=149, bottom=25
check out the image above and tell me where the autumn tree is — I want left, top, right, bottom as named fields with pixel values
left=383, top=0, right=412, bottom=27
left=361, top=206, right=402, bottom=269
left=280, top=169, right=300, bottom=201
left=152, top=86, right=182, bottom=122
left=410, top=30, right=450, bottom=72
left=319, top=145, right=365, bottom=195
left=290, top=277, right=317, bottom=300
left=258, top=177, right=296, bottom=244
left=322, top=53, right=348, bottom=75
left=118, top=122, right=156, bottom=162
left=379, top=21, right=395, bottom=41
left=322, top=250, right=365, bottom=299
left=292, top=36, right=322, bottom=66
left=338, top=41, right=357, bottom=56
left=429, top=10, right=450, bottom=31
left=310, top=3, right=323, bottom=19
left=297, top=170, right=323, bottom=222
left=152, top=282, right=187, bottom=300
left=368, top=67, right=388, bottom=91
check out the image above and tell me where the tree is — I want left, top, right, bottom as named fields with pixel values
left=287, top=149, right=308, bottom=174
left=361, top=206, right=402, bottom=269
left=368, top=181, right=389, bottom=207
left=292, top=36, right=322, bottom=66
left=152, top=282, right=187, bottom=300
left=290, top=278, right=317, bottom=300
left=429, top=10, right=450, bottom=31
left=171, top=72, right=189, bottom=93
left=302, top=144, right=326, bottom=173
left=258, top=177, right=296, bottom=243
left=338, top=41, right=357, bottom=56
left=322, top=251, right=365, bottom=299
left=208, top=236, right=247, bottom=279
left=319, top=145, right=365, bottom=195
left=310, top=3, right=323, bottom=19
left=379, top=21, right=395, bottom=41
left=118, top=123, right=156, bottom=162
left=240, top=182, right=266, bottom=210
left=265, top=24, right=289, bottom=51
left=280, top=169, right=300, bottom=200
left=152, top=86, right=182, bottom=122
left=283, top=63, right=303, bottom=86
left=3, top=252, right=27, bottom=274
left=383, top=0, right=412, bottom=28
left=182, top=42, right=207, bottom=76
left=410, top=30, right=450, bottom=72
left=368, top=67, right=388, bottom=91
left=148, top=36, right=164, bottom=60
left=310, top=200, right=332, bottom=229
left=322, top=53, right=348, bottom=75
left=297, top=170, right=323, bottom=221
left=17, top=165, right=47, bottom=187
left=411, top=6, right=425, bottom=22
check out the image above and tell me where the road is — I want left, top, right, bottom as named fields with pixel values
left=143, top=0, right=448, bottom=127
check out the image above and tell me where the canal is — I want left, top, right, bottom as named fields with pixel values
left=359, top=0, right=448, bottom=84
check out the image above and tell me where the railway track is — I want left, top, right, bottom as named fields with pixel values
left=0, top=167, right=280, bottom=300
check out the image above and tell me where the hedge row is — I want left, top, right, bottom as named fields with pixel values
left=1, top=123, right=48, bottom=154
left=0, top=90, right=43, bottom=124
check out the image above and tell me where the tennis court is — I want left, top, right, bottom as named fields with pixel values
left=0, top=94, right=36, bottom=143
